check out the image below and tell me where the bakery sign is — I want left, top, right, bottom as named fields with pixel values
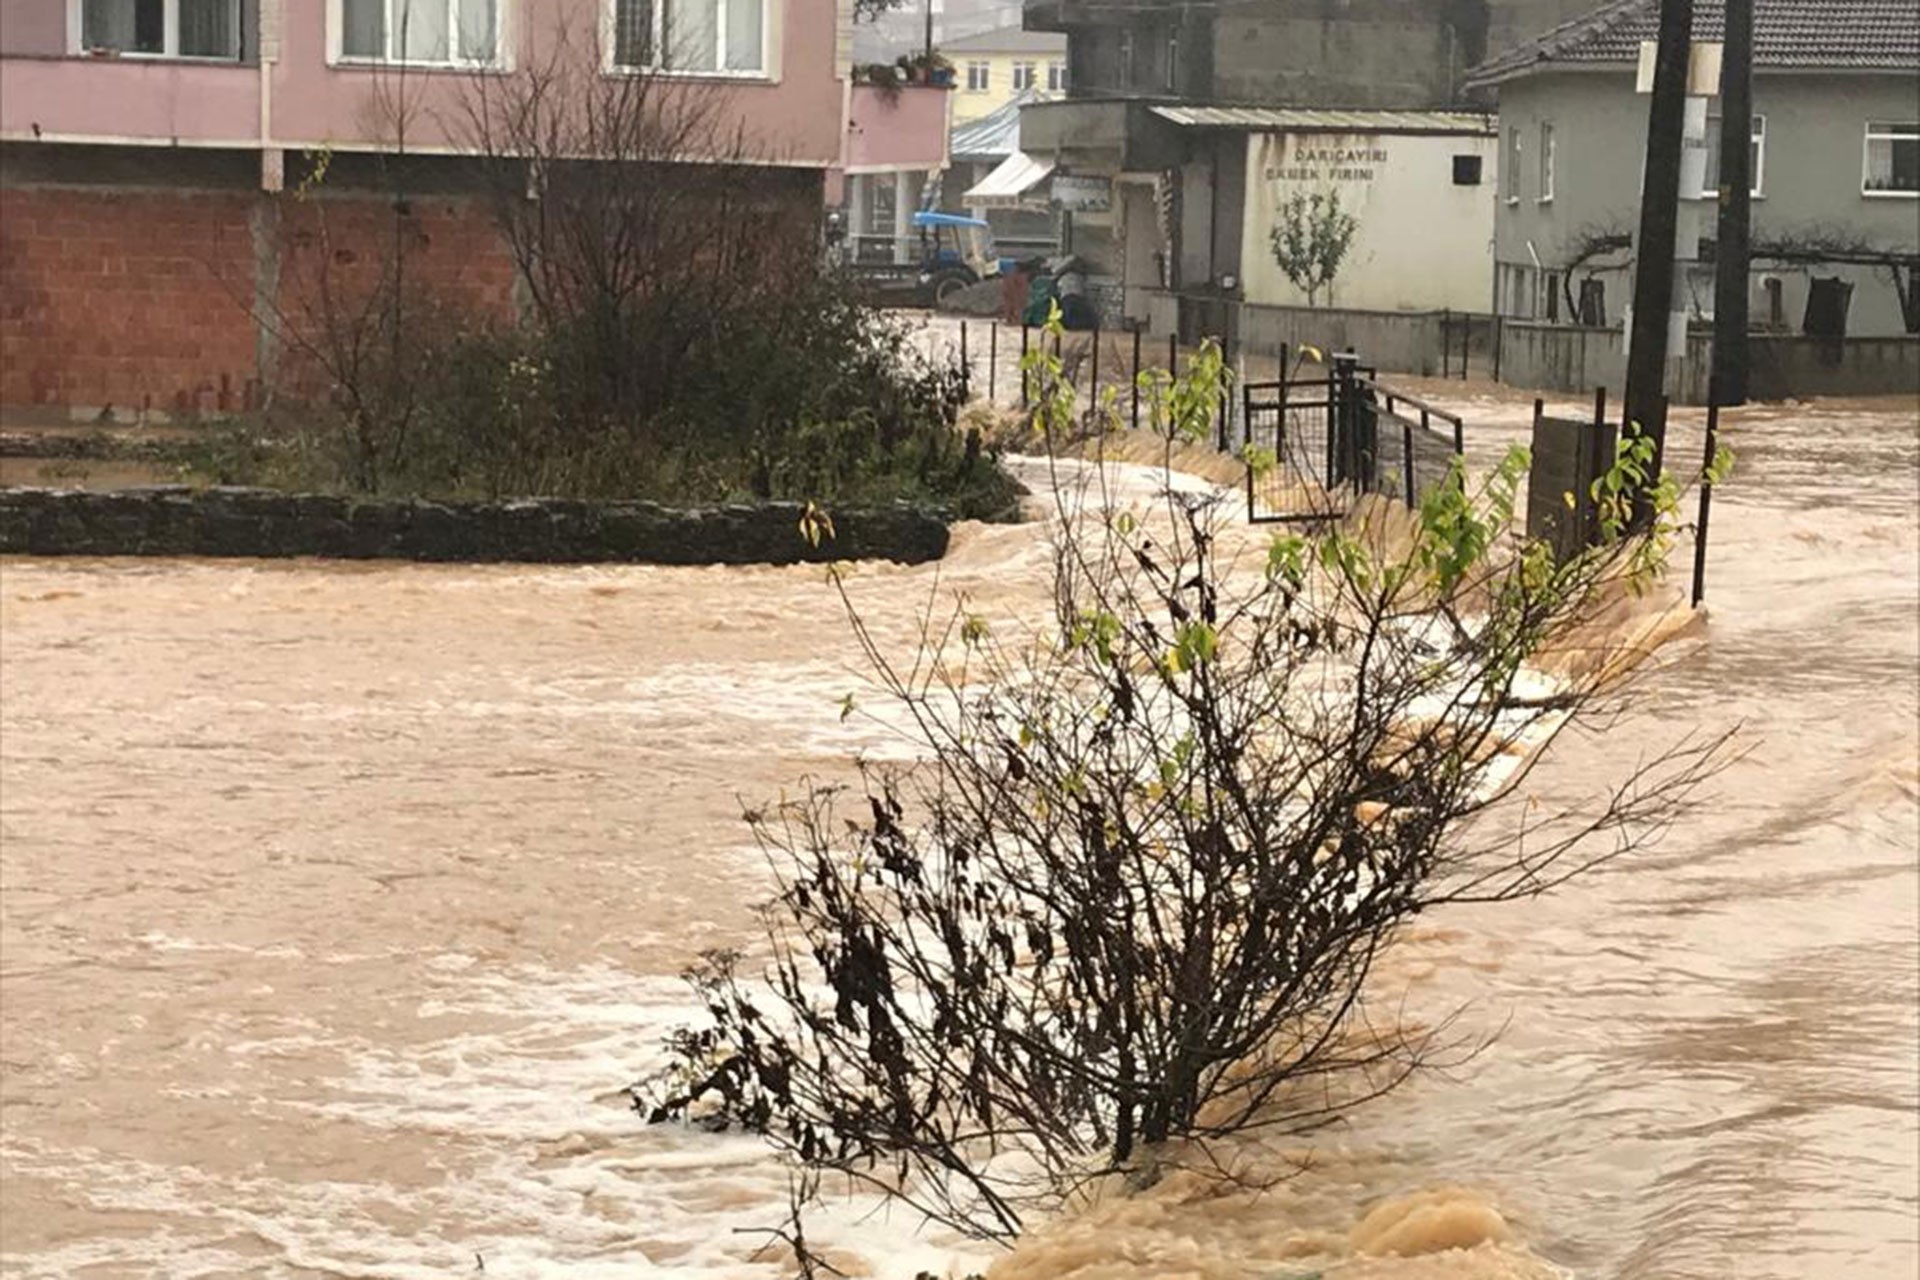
left=1258, top=133, right=1387, bottom=185
left=1052, top=174, right=1113, bottom=212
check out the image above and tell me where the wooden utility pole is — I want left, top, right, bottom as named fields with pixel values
left=1623, top=0, right=1695, bottom=478
left=1711, top=0, right=1754, bottom=405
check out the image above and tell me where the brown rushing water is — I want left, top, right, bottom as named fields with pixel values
left=1, top=395, right=1915, bottom=1279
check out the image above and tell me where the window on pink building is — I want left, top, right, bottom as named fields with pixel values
left=612, top=0, right=767, bottom=74
left=80, top=0, right=240, bottom=59
left=339, top=0, right=499, bottom=65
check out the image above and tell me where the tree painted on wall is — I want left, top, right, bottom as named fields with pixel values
left=1268, top=190, right=1360, bottom=307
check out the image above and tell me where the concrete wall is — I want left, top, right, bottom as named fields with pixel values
left=1234, top=302, right=1450, bottom=376
left=1238, top=129, right=1496, bottom=312
left=0, top=488, right=953, bottom=564
left=0, top=1, right=74, bottom=57
left=1497, top=320, right=1919, bottom=402
left=1210, top=0, right=1491, bottom=108
left=1492, top=70, right=1920, bottom=337
left=1747, top=336, right=1920, bottom=400
left=1498, top=321, right=1637, bottom=400
left=1156, top=292, right=1453, bottom=377
left=844, top=84, right=951, bottom=171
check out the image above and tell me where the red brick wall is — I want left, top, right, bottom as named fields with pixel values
left=0, top=183, right=517, bottom=417
left=0, top=187, right=261, bottom=415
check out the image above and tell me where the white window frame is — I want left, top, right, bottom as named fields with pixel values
left=1503, top=126, right=1522, bottom=204
left=329, top=0, right=506, bottom=69
left=1700, top=112, right=1765, bottom=197
left=1046, top=60, right=1064, bottom=92
left=965, top=60, right=989, bottom=92
left=1537, top=120, right=1554, bottom=202
left=70, top=0, right=242, bottom=61
left=1862, top=121, right=1919, bottom=197
left=602, top=0, right=774, bottom=80
left=1010, top=60, right=1036, bottom=91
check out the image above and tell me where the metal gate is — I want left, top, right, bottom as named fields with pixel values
left=1243, top=356, right=1465, bottom=523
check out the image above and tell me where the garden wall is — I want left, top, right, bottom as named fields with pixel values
left=0, top=487, right=950, bottom=565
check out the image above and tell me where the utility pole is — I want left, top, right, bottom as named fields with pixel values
left=1710, top=0, right=1753, bottom=405
left=1623, top=0, right=1695, bottom=491
left=923, top=0, right=934, bottom=60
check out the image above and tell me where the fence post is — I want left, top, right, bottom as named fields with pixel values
left=960, top=320, right=970, bottom=398
left=1493, top=315, right=1504, bottom=383
left=1217, top=344, right=1229, bottom=452
left=1090, top=323, right=1101, bottom=407
left=1329, top=353, right=1351, bottom=486
left=989, top=321, right=998, bottom=403
left=1403, top=417, right=1416, bottom=506
left=1692, top=384, right=1720, bottom=606
left=1020, top=323, right=1030, bottom=408
left=1244, top=379, right=1259, bottom=520
left=1131, top=328, right=1142, bottom=432
left=1441, top=307, right=1452, bottom=379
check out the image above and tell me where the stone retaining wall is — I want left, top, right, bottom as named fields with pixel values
left=0, top=487, right=950, bottom=566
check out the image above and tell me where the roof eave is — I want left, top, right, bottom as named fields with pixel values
left=1466, top=54, right=1920, bottom=91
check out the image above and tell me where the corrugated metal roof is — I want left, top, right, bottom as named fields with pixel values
left=1466, top=0, right=1920, bottom=87
left=950, top=87, right=1051, bottom=161
left=1150, top=106, right=1497, bottom=135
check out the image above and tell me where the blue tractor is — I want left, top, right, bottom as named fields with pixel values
left=911, top=211, right=1011, bottom=307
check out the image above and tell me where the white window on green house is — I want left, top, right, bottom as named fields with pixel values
left=81, top=0, right=241, bottom=59
left=609, top=0, right=767, bottom=74
left=1537, top=121, right=1554, bottom=201
left=340, top=0, right=498, bottom=64
left=1862, top=121, right=1919, bottom=195
left=966, top=61, right=989, bottom=91
left=1011, top=61, right=1035, bottom=91
left=1503, top=126, right=1521, bottom=202
left=1701, top=114, right=1765, bottom=197
left=1046, top=60, right=1065, bottom=91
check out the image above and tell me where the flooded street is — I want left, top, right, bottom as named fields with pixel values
left=1, top=394, right=1915, bottom=1279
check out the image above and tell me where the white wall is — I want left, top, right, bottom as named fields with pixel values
left=1238, top=130, right=1497, bottom=312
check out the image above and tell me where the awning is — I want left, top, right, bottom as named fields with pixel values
left=963, top=151, right=1055, bottom=208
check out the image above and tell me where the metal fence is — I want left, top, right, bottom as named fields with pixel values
left=1242, top=358, right=1465, bottom=523
left=1360, top=382, right=1468, bottom=507
left=922, top=320, right=1472, bottom=526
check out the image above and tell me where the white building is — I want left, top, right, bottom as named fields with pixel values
left=1235, top=114, right=1499, bottom=312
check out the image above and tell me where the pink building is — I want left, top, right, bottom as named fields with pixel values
left=0, top=0, right=950, bottom=415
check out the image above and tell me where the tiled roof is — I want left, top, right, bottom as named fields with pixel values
left=1466, top=0, right=1920, bottom=87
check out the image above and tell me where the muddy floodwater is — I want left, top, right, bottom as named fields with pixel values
left=1, top=394, right=1915, bottom=1279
